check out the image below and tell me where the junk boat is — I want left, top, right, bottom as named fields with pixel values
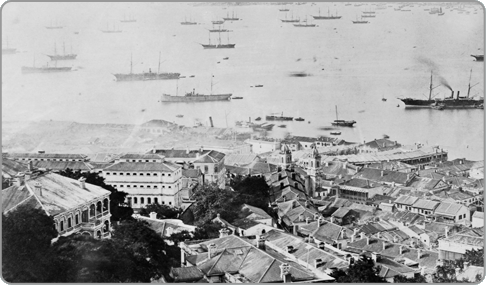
left=120, top=14, right=137, bottom=23
left=266, top=112, right=293, bottom=121
left=312, top=8, right=342, bottom=20
left=471, top=54, right=484, bottom=61
left=331, top=106, right=356, bottom=127
left=113, top=53, right=180, bottom=81
left=176, top=114, right=184, bottom=118
left=232, top=97, right=243, bottom=99
left=398, top=70, right=484, bottom=108
left=2, top=38, right=16, bottom=55
left=46, top=42, right=77, bottom=60
left=294, top=117, right=305, bottom=121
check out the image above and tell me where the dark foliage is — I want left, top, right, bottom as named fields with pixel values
left=139, top=203, right=182, bottom=219
left=59, top=168, right=133, bottom=221
left=2, top=205, right=59, bottom=282
left=394, top=273, right=427, bottom=283
left=330, top=256, right=387, bottom=283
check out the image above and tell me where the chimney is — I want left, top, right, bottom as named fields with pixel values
left=444, top=226, right=449, bottom=238
left=13, top=172, right=25, bottom=187
left=417, top=249, right=422, bottom=259
left=382, top=241, right=386, bottom=251
left=399, top=246, right=403, bottom=255
left=79, top=177, right=86, bottom=189
left=305, top=201, right=309, bottom=208
left=325, top=161, right=329, bottom=167
left=208, top=243, right=216, bottom=258
left=278, top=174, right=282, bottom=180
left=343, top=162, right=348, bottom=169
left=152, top=147, right=156, bottom=154
left=24, top=171, right=32, bottom=181
left=293, top=224, right=299, bottom=235
left=360, top=232, right=366, bottom=239
left=314, top=258, right=323, bottom=268
left=451, top=90, right=454, bottom=98
left=318, top=242, right=325, bottom=249
left=257, top=236, right=266, bottom=250
left=407, top=174, right=411, bottom=181
left=377, top=232, right=381, bottom=239
left=299, top=214, right=304, bottom=222
left=464, top=261, right=470, bottom=270
left=366, top=237, right=370, bottom=245
left=34, top=182, right=42, bottom=196
left=292, top=173, right=296, bottom=180
left=280, top=263, right=292, bottom=283
left=330, top=216, right=335, bottom=224
left=305, top=217, right=310, bottom=224
left=371, top=253, right=381, bottom=263
left=317, top=217, right=322, bottom=226
left=286, top=245, right=294, bottom=253
left=149, top=212, right=157, bottom=219
left=28, top=161, right=33, bottom=171
left=381, top=171, right=384, bottom=177
left=219, top=228, right=230, bottom=238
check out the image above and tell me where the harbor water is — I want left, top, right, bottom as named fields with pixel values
left=2, top=2, right=484, bottom=159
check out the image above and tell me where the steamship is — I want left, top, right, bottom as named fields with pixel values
left=398, top=71, right=484, bottom=108
left=113, top=53, right=180, bottom=81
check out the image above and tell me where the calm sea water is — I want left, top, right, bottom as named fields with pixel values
left=2, top=2, right=484, bottom=160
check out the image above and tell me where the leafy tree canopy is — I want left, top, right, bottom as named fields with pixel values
left=139, top=203, right=182, bottom=219
left=2, top=205, right=58, bottom=282
left=394, top=274, right=427, bottom=283
left=330, top=256, right=387, bottom=283
left=59, top=168, right=133, bottom=221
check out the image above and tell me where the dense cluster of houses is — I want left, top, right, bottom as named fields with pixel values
left=2, top=133, right=484, bottom=282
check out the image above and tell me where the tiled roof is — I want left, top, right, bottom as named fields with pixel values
left=170, top=266, right=204, bottom=282
left=472, top=211, right=484, bottom=219
left=241, top=204, right=273, bottom=220
left=119, top=153, right=164, bottom=160
left=140, top=119, right=176, bottom=127
left=6, top=153, right=87, bottom=160
left=104, top=161, right=180, bottom=172
left=313, top=222, right=343, bottom=243
left=2, top=158, right=28, bottom=177
left=435, top=202, right=466, bottom=216
left=136, top=216, right=196, bottom=237
left=331, top=207, right=351, bottom=218
left=394, top=195, right=419, bottom=205
left=224, top=153, right=259, bottom=167
left=354, top=168, right=412, bottom=185
left=183, top=168, right=202, bottom=178
left=153, top=149, right=208, bottom=158
left=32, top=160, right=93, bottom=171
left=412, top=198, right=440, bottom=210
left=3, top=172, right=110, bottom=216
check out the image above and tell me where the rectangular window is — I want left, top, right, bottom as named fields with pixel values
left=141, top=197, right=144, bottom=204
left=148, top=198, right=151, bottom=204
left=147, top=185, right=151, bottom=188
left=140, top=185, right=144, bottom=188
left=204, top=166, right=209, bottom=174
left=169, top=202, right=172, bottom=205
left=168, top=173, right=171, bottom=177
left=146, top=173, right=151, bottom=176
left=113, top=173, right=117, bottom=175
left=134, top=185, right=138, bottom=188
left=146, top=160, right=149, bottom=162
left=134, top=197, right=138, bottom=204
left=162, top=173, right=165, bottom=176
left=154, top=198, right=158, bottom=204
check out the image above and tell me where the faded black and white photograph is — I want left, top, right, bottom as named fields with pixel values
left=1, top=1, right=484, bottom=283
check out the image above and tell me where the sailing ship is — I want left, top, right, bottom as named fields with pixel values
left=361, top=13, right=376, bottom=18
left=312, top=8, right=342, bottom=20
left=201, top=31, right=235, bottom=49
left=398, top=70, right=484, bottom=108
left=212, top=20, right=224, bottom=25
left=46, top=42, right=77, bottom=60
left=2, top=38, right=16, bottom=55
left=45, top=19, right=63, bottom=29
left=120, top=14, right=137, bottom=23
left=352, top=15, right=369, bottom=24
left=209, top=24, right=230, bottom=32
left=161, top=75, right=232, bottom=102
left=101, top=23, right=122, bottom=33
left=181, top=16, right=197, bottom=25
left=21, top=55, right=72, bottom=73
left=293, top=16, right=316, bottom=27
left=331, top=106, right=356, bottom=127
left=113, top=53, right=180, bottom=81
left=223, top=11, right=239, bottom=21
left=471, top=54, right=484, bottom=61
left=437, top=8, right=445, bottom=15
left=281, top=12, right=300, bottom=23
left=362, top=8, right=376, bottom=14
left=279, top=8, right=290, bottom=12
left=266, top=112, right=293, bottom=121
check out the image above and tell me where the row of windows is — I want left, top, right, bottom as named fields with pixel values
left=56, top=200, right=109, bottom=232
left=18, top=158, right=84, bottom=162
left=117, top=184, right=174, bottom=189
left=106, top=172, right=173, bottom=176
left=129, top=197, right=172, bottom=206
left=123, top=159, right=159, bottom=162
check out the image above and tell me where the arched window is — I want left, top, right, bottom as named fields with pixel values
left=96, top=201, right=102, bottom=214
left=154, top=198, right=158, bottom=204
left=134, top=197, right=138, bottom=204
left=141, top=197, right=144, bottom=204
left=75, top=214, right=79, bottom=225
left=148, top=197, right=151, bottom=204
left=82, top=209, right=89, bottom=222
left=68, top=217, right=72, bottom=228
left=103, top=199, right=109, bottom=212
left=60, top=220, right=64, bottom=231
left=97, top=231, right=102, bottom=239
left=103, top=221, right=110, bottom=233
left=89, top=204, right=96, bottom=217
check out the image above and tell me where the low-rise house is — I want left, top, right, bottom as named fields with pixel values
left=3, top=171, right=111, bottom=239
left=139, top=119, right=177, bottom=134
left=438, top=228, right=484, bottom=261
left=331, top=207, right=359, bottom=226
left=434, top=202, right=470, bottom=224
left=135, top=213, right=197, bottom=240
left=472, top=211, right=484, bottom=228
left=2, top=158, right=29, bottom=189
left=5, top=152, right=93, bottom=172
left=354, top=168, right=416, bottom=187
left=296, top=219, right=347, bottom=249
left=394, top=195, right=419, bottom=212
left=358, top=138, right=402, bottom=153
left=244, top=139, right=281, bottom=154
left=410, top=198, right=440, bottom=217
left=336, top=178, right=383, bottom=204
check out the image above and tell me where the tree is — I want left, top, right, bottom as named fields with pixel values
left=139, top=203, right=182, bottom=219
left=191, top=182, right=237, bottom=224
left=462, top=248, right=484, bottom=267
left=433, top=260, right=462, bottom=283
left=59, top=169, right=133, bottom=221
left=394, top=274, right=427, bottom=283
left=2, top=205, right=59, bottom=282
left=330, top=256, right=387, bottom=283
left=231, top=175, right=271, bottom=211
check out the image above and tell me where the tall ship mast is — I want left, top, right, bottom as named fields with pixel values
left=312, top=8, right=342, bottom=20
left=45, top=19, right=63, bottom=29
left=21, top=54, right=72, bottom=73
left=161, top=74, right=232, bottom=102
left=293, top=16, right=316, bottom=27
left=352, top=15, right=369, bottom=24
left=101, top=23, right=122, bottom=33
left=212, top=20, right=224, bottom=25
left=120, top=14, right=137, bottom=23
left=222, top=11, right=239, bottom=21
left=281, top=12, right=300, bottom=23
left=47, top=42, right=77, bottom=60
left=2, top=38, right=16, bottom=55
left=113, top=53, right=180, bottom=81
left=209, top=23, right=230, bottom=33
left=181, top=16, right=197, bottom=25
left=201, top=31, right=235, bottom=49
left=398, top=70, right=484, bottom=108
left=331, top=106, right=356, bottom=127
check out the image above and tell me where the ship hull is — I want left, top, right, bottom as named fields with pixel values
left=21, top=66, right=72, bottom=73
left=312, top=16, right=342, bottom=19
left=201, top=44, right=235, bottom=49
left=293, top=24, right=316, bottom=27
left=471, top=55, right=484, bottom=61
left=209, top=29, right=230, bottom=32
left=352, top=21, right=369, bottom=24
left=266, top=116, right=293, bottom=121
left=181, top=22, right=197, bottom=25
left=161, top=93, right=232, bottom=102
left=114, top=72, right=181, bottom=81
left=222, top=18, right=239, bottom=21
left=281, top=19, right=300, bottom=22
left=47, top=54, right=77, bottom=60
left=399, top=98, right=484, bottom=108
left=332, top=121, right=356, bottom=127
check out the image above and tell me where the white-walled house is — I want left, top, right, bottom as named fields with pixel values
left=103, top=154, right=183, bottom=209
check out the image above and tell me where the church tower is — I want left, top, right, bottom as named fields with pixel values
left=305, top=144, right=321, bottom=197
left=278, top=143, right=292, bottom=170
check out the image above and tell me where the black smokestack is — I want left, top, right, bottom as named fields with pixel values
left=451, top=90, right=454, bottom=98
left=457, top=91, right=460, bottom=99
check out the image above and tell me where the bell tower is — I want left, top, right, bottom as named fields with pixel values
left=278, top=143, right=292, bottom=170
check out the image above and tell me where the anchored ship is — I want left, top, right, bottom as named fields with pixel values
left=201, top=32, right=235, bottom=49
left=266, top=112, right=293, bottom=121
left=331, top=106, right=356, bottom=127
left=22, top=55, right=72, bottom=73
left=223, top=11, right=239, bottom=21
left=293, top=16, right=316, bottom=27
left=398, top=70, right=484, bottom=108
left=46, top=20, right=63, bottom=29
left=352, top=15, right=369, bottom=24
left=2, top=38, right=16, bottom=55
left=101, top=23, right=122, bottom=33
left=161, top=75, right=232, bottom=102
left=281, top=12, right=300, bottom=23
left=209, top=24, right=230, bottom=32
left=181, top=16, right=197, bottom=25
left=46, top=42, right=77, bottom=60
left=113, top=53, right=180, bottom=81
left=120, top=14, right=137, bottom=23
left=212, top=20, right=224, bottom=25
left=312, top=8, right=342, bottom=20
